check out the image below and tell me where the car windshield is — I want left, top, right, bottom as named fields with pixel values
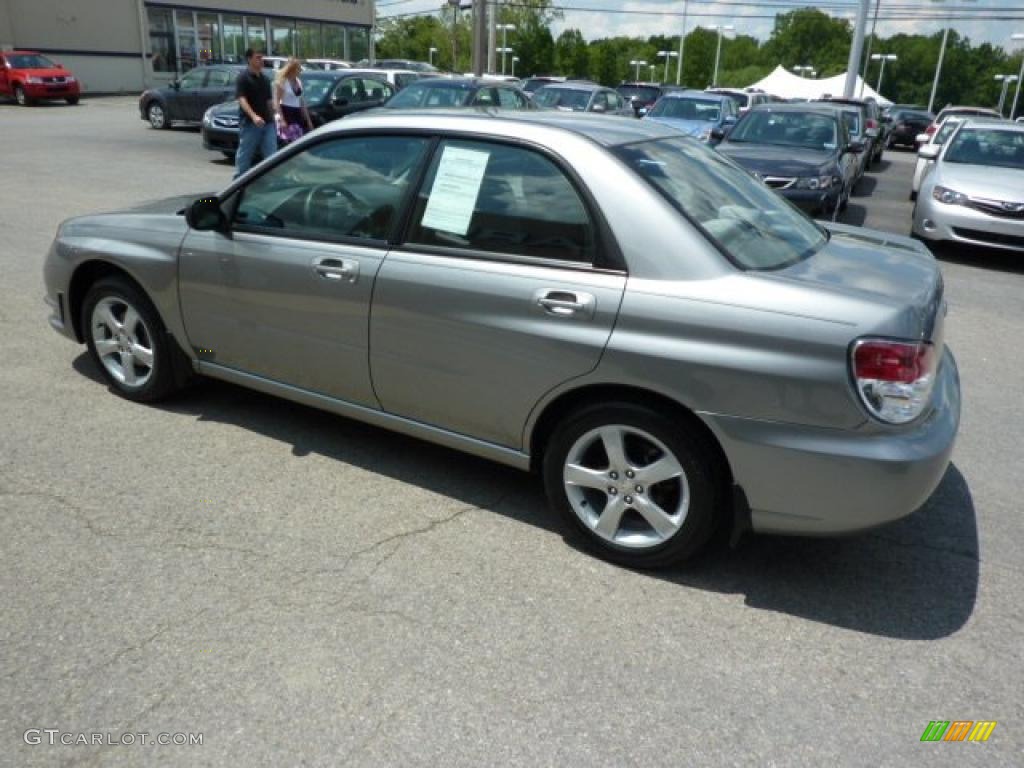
left=615, top=137, right=827, bottom=270
left=533, top=87, right=591, bottom=111
left=618, top=85, right=661, bottom=103
left=727, top=111, right=838, bottom=150
left=7, top=53, right=56, bottom=69
left=944, top=128, right=1024, bottom=170
left=649, top=98, right=722, bottom=121
left=385, top=82, right=473, bottom=108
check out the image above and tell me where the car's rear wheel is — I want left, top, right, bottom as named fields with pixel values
left=82, top=277, right=180, bottom=402
left=542, top=402, right=722, bottom=569
left=14, top=85, right=32, bottom=106
left=147, top=102, right=168, bottom=129
left=66, top=96, right=79, bottom=105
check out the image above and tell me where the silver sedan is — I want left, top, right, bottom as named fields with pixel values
left=43, top=111, right=960, bottom=568
left=913, top=119, right=1024, bottom=253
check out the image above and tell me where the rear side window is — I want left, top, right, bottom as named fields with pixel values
left=407, top=140, right=596, bottom=264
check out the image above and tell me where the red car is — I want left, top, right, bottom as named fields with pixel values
left=0, top=50, right=80, bottom=106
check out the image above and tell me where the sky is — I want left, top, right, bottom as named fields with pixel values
left=376, top=0, right=1024, bottom=53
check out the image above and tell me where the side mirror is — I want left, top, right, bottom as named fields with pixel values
left=171, top=80, right=181, bottom=90
left=710, top=127, right=726, bottom=141
left=844, top=140, right=865, bottom=154
left=881, top=114, right=892, bottom=123
left=723, top=115, right=738, bottom=126
left=56, top=63, right=65, bottom=69
left=186, top=197, right=227, bottom=231
left=917, top=144, right=940, bottom=160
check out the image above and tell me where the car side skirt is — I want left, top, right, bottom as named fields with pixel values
left=197, top=361, right=533, bottom=471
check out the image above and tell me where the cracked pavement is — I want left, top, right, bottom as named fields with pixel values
left=1, top=98, right=1022, bottom=767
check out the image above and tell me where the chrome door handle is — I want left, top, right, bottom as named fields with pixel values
left=312, top=257, right=359, bottom=283
left=534, top=289, right=595, bottom=319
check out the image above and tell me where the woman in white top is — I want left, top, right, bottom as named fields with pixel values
left=274, top=58, right=314, bottom=142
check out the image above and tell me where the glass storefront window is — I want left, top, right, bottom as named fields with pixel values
left=296, top=21, right=321, bottom=60
left=147, top=6, right=176, bottom=73
left=197, top=13, right=220, bottom=65
left=349, top=27, right=369, bottom=62
left=271, top=19, right=295, bottom=57
left=176, top=10, right=197, bottom=72
left=222, top=15, right=244, bottom=64
left=323, top=24, right=345, bottom=59
left=245, top=16, right=267, bottom=53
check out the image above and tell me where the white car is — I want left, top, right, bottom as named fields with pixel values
left=912, top=119, right=1024, bottom=253
left=344, top=68, right=423, bottom=91
left=306, top=58, right=351, bottom=71
left=910, top=117, right=965, bottom=201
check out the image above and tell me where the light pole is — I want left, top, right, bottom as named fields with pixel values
left=657, top=50, right=678, bottom=83
left=793, top=65, right=814, bottom=78
left=428, top=46, right=437, bottom=66
left=629, top=59, right=647, bottom=82
left=497, top=47, right=514, bottom=77
left=871, top=53, right=897, bottom=94
left=707, top=24, right=734, bottom=87
left=497, top=23, right=515, bottom=75
left=1011, top=33, right=1024, bottom=120
left=676, top=0, right=689, bottom=85
left=511, top=55, right=519, bottom=77
left=649, top=64, right=657, bottom=81
left=927, top=0, right=977, bottom=114
left=996, top=74, right=1020, bottom=115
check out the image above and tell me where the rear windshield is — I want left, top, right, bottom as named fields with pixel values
left=649, top=98, right=722, bottom=121
left=614, top=137, right=826, bottom=270
left=944, top=128, right=1024, bottom=170
left=841, top=111, right=862, bottom=137
left=617, top=85, right=661, bottom=103
left=6, top=53, right=56, bottom=69
left=386, top=82, right=472, bottom=108
left=533, top=87, right=591, bottom=111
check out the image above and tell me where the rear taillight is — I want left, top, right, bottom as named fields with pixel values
left=867, top=118, right=878, bottom=130
left=851, top=339, right=938, bottom=424
left=925, top=124, right=937, bottom=135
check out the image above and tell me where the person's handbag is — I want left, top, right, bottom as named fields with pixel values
left=276, top=121, right=304, bottom=145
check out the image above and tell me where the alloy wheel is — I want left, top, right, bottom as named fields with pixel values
left=148, top=103, right=166, bottom=129
left=90, top=297, right=155, bottom=388
left=563, top=425, right=690, bottom=550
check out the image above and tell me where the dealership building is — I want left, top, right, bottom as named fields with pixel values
left=0, top=0, right=374, bottom=93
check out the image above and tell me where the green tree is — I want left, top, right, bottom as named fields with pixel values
left=760, top=9, right=853, bottom=78
left=555, top=28, right=589, bottom=79
left=497, top=0, right=561, bottom=78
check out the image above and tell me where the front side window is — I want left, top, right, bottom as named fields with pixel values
left=649, top=98, right=722, bottom=122
left=497, top=88, right=527, bottom=109
left=615, top=137, right=826, bottom=270
left=234, top=136, right=430, bottom=241
left=532, top=87, right=591, bottom=111
left=179, top=69, right=206, bottom=89
left=407, top=140, right=597, bottom=264
left=206, top=69, right=233, bottom=88
left=387, top=83, right=473, bottom=108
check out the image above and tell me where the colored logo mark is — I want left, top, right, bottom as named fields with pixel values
left=920, top=721, right=997, bottom=742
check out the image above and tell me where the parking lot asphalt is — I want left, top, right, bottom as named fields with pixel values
left=1, top=97, right=1022, bottom=767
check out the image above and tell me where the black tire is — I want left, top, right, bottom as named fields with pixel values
left=82, top=276, right=181, bottom=402
left=66, top=96, right=79, bottom=105
left=14, top=85, right=32, bottom=106
left=909, top=190, right=917, bottom=202
left=542, top=402, right=724, bottom=569
left=147, top=101, right=168, bottom=129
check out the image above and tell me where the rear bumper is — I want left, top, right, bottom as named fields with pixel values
left=701, top=347, right=960, bottom=535
left=913, top=191, right=1024, bottom=253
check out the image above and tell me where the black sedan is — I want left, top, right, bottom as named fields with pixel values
left=715, top=104, right=864, bottom=219
left=885, top=108, right=934, bottom=149
left=139, top=65, right=246, bottom=129
left=201, top=71, right=394, bottom=158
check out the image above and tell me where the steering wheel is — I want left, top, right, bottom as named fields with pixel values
left=302, top=184, right=364, bottom=227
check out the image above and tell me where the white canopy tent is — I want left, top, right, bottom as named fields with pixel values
left=744, top=65, right=893, bottom=107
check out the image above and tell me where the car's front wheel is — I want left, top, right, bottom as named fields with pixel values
left=14, top=85, right=32, bottom=106
left=543, top=403, right=722, bottom=569
left=66, top=96, right=79, bottom=105
left=147, top=102, right=168, bottom=129
left=82, top=277, right=180, bottom=402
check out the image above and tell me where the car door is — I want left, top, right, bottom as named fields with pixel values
left=169, top=68, right=208, bottom=121
left=178, top=134, right=433, bottom=406
left=369, top=138, right=627, bottom=449
left=198, top=67, right=236, bottom=113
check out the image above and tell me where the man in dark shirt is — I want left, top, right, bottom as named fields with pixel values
left=234, top=48, right=277, bottom=178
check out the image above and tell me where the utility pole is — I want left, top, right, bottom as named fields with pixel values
left=858, top=0, right=880, bottom=97
left=843, top=0, right=871, bottom=98
left=487, top=0, right=497, bottom=74
left=676, top=0, right=688, bottom=85
left=472, top=0, right=486, bottom=76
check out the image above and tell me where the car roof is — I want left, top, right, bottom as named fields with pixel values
left=537, top=81, right=605, bottom=92
left=748, top=102, right=841, bottom=117
left=329, top=109, right=680, bottom=146
left=661, top=89, right=730, bottom=102
left=2, top=50, right=44, bottom=55
left=959, top=118, right=1021, bottom=130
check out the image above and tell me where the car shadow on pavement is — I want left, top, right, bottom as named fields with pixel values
left=933, top=244, right=1024, bottom=276
left=839, top=204, right=868, bottom=227
left=851, top=176, right=878, bottom=197
left=72, top=354, right=979, bottom=640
